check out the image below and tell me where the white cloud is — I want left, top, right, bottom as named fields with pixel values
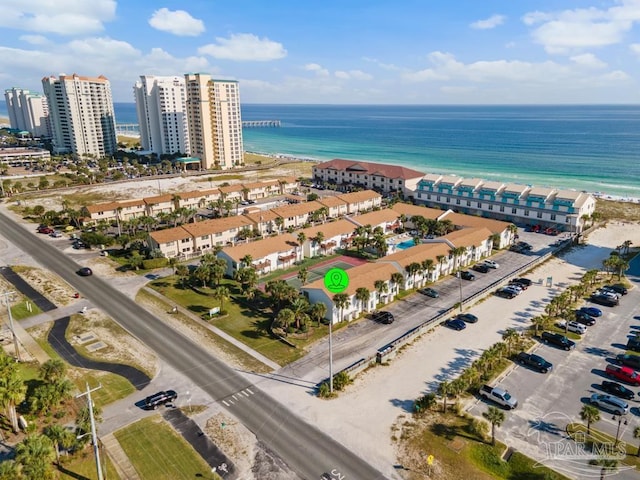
left=198, top=33, right=286, bottom=61
left=570, top=53, right=607, bottom=69
left=523, top=2, right=640, bottom=54
left=334, top=69, right=372, bottom=80
left=19, top=34, right=50, bottom=45
left=304, top=63, right=329, bottom=77
left=363, top=57, right=401, bottom=71
left=470, top=14, right=506, bottom=30
left=148, top=8, right=205, bottom=37
left=629, top=43, right=640, bottom=55
left=0, top=0, right=116, bottom=35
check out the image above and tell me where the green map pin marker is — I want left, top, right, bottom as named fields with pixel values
left=324, top=267, right=349, bottom=293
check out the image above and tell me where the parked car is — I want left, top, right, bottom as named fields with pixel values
left=444, top=318, right=467, bottom=331
left=579, top=306, right=602, bottom=317
left=511, top=278, right=533, bottom=288
left=590, top=394, right=629, bottom=415
left=49, top=230, right=63, bottom=238
left=616, top=354, right=640, bottom=370
left=605, top=364, right=640, bottom=386
left=495, top=288, right=517, bottom=299
left=556, top=320, right=587, bottom=335
left=77, top=267, right=93, bottom=276
left=479, top=384, right=518, bottom=409
left=516, top=352, right=553, bottom=373
left=506, top=283, right=524, bottom=294
left=144, top=390, right=178, bottom=410
left=459, top=271, right=475, bottom=281
left=600, top=381, right=636, bottom=400
left=418, top=287, right=439, bottom=298
left=37, top=226, right=54, bottom=234
left=472, top=264, right=490, bottom=274
left=483, top=260, right=499, bottom=269
left=372, top=311, right=395, bottom=324
left=627, top=337, right=640, bottom=353
left=595, top=289, right=621, bottom=300
left=540, top=332, right=575, bottom=350
left=590, top=293, right=618, bottom=307
left=456, top=313, right=478, bottom=324
left=574, top=310, right=596, bottom=326
left=606, top=284, right=628, bottom=295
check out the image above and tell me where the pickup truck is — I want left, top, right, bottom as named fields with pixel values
left=516, top=352, right=553, bottom=373
left=479, top=384, right=518, bottom=409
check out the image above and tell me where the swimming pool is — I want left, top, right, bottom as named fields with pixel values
left=397, top=239, right=418, bottom=250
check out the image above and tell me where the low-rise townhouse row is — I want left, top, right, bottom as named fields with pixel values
left=312, top=158, right=596, bottom=234
left=81, top=177, right=300, bottom=224
left=148, top=190, right=385, bottom=259
left=301, top=226, right=495, bottom=324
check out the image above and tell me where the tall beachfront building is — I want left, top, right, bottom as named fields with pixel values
left=42, top=74, right=117, bottom=157
left=4, top=87, right=50, bottom=137
left=184, top=73, right=243, bottom=170
left=133, top=75, right=190, bottom=156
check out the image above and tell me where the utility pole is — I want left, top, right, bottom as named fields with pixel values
left=76, top=383, right=104, bottom=480
left=1, top=289, right=21, bottom=362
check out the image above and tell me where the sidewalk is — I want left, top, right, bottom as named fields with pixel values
left=142, top=287, right=280, bottom=371
left=101, top=433, right=141, bottom=480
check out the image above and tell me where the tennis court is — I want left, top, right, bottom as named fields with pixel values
left=280, top=256, right=365, bottom=290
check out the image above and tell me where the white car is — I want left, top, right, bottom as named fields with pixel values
left=557, top=320, right=587, bottom=335
left=483, top=260, right=499, bottom=269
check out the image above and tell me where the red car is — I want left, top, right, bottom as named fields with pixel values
left=37, top=226, right=54, bottom=234
left=606, top=364, right=640, bottom=386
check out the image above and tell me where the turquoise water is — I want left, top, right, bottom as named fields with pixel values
left=239, top=104, right=640, bottom=198
left=396, top=239, right=417, bottom=250
left=4, top=101, right=639, bottom=197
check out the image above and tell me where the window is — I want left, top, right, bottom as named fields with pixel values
left=467, top=201, right=471, bottom=206
left=456, top=199, right=461, bottom=205
left=488, top=205, right=493, bottom=211
left=477, top=202, right=482, bottom=208
left=550, top=214, right=556, bottom=220
left=499, top=206, right=505, bottom=212
left=512, top=208, right=517, bottom=214
left=524, top=210, right=530, bottom=217
left=537, top=212, right=543, bottom=218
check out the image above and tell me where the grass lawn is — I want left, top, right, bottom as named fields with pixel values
left=116, top=416, right=221, bottom=480
left=149, top=276, right=329, bottom=365
left=58, top=449, right=120, bottom=480
left=10, top=299, right=43, bottom=320
left=567, top=423, right=640, bottom=471
left=399, top=412, right=570, bottom=480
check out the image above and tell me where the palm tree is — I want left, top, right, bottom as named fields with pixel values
left=374, top=279, right=388, bottom=304
left=15, top=433, right=55, bottom=480
left=43, top=424, right=74, bottom=464
left=421, top=259, right=434, bottom=283
left=595, top=458, right=618, bottom=480
left=309, top=302, right=327, bottom=327
left=213, top=286, right=230, bottom=312
left=240, top=254, right=253, bottom=269
left=501, top=328, right=520, bottom=356
left=437, top=380, right=452, bottom=413
left=39, top=359, right=66, bottom=383
left=390, top=272, right=404, bottom=294
left=296, top=232, right=307, bottom=260
left=297, top=267, right=309, bottom=285
left=405, top=262, right=421, bottom=288
left=355, top=287, right=371, bottom=313
left=176, top=264, right=189, bottom=287
left=0, top=354, right=27, bottom=433
left=483, top=406, right=505, bottom=446
left=580, top=404, right=600, bottom=435
left=275, top=308, right=295, bottom=332
left=332, top=293, right=350, bottom=322
left=290, top=297, right=310, bottom=330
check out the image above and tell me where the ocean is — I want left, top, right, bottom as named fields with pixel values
left=2, top=101, right=639, bottom=198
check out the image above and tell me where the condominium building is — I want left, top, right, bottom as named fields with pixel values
left=4, top=87, right=50, bottom=137
left=42, top=73, right=117, bottom=157
left=184, top=73, right=243, bottom=170
left=133, top=75, right=190, bottom=156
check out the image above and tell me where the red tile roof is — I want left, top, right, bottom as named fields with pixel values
left=314, top=159, right=425, bottom=180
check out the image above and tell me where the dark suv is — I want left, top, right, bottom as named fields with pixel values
left=540, top=332, right=575, bottom=351
left=616, top=354, right=640, bottom=370
left=144, top=390, right=178, bottom=409
left=372, top=311, right=395, bottom=324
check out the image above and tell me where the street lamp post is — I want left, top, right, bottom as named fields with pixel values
left=329, top=318, right=333, bottom=393
left=1, top=289, right=21, bottom=362
left=457, top=271, right=463, bottom=313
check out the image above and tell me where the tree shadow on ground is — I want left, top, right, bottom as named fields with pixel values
left=389, top=398, right=415, bottom=413
left=583, top=346, right=613, bottom=357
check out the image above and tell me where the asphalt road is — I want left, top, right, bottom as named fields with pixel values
left=0, top=211, right=387, bottom=480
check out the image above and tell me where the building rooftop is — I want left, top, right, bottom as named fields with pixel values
left=149, top=227, right=192, bottom=244
left=315, top=159, right=425, bottom=180
left=337, top=189, right=382, bottom=203
left=299, top=218, right=358, bottom=240
left=222, top=233, right=298, bottom=262
left=181, top=216, right=254, bottom=236
left=348, top=209, right=399, bottom=227
left=439, top=211, right=513, bottom=235
left=391, top=203, right=443, bottom=220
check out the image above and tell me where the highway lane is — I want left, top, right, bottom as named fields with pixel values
left=0, top=212, right=387, bottom=480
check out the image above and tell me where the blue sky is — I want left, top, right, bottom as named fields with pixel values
left=1, top=0, right=640, bottom=104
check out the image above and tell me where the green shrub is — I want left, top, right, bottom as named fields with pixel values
left=142, top=258, right=168, bottom=269
left=317, top=382, right=331, bottom=398
left=333, top=371, right=352, bottom=391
